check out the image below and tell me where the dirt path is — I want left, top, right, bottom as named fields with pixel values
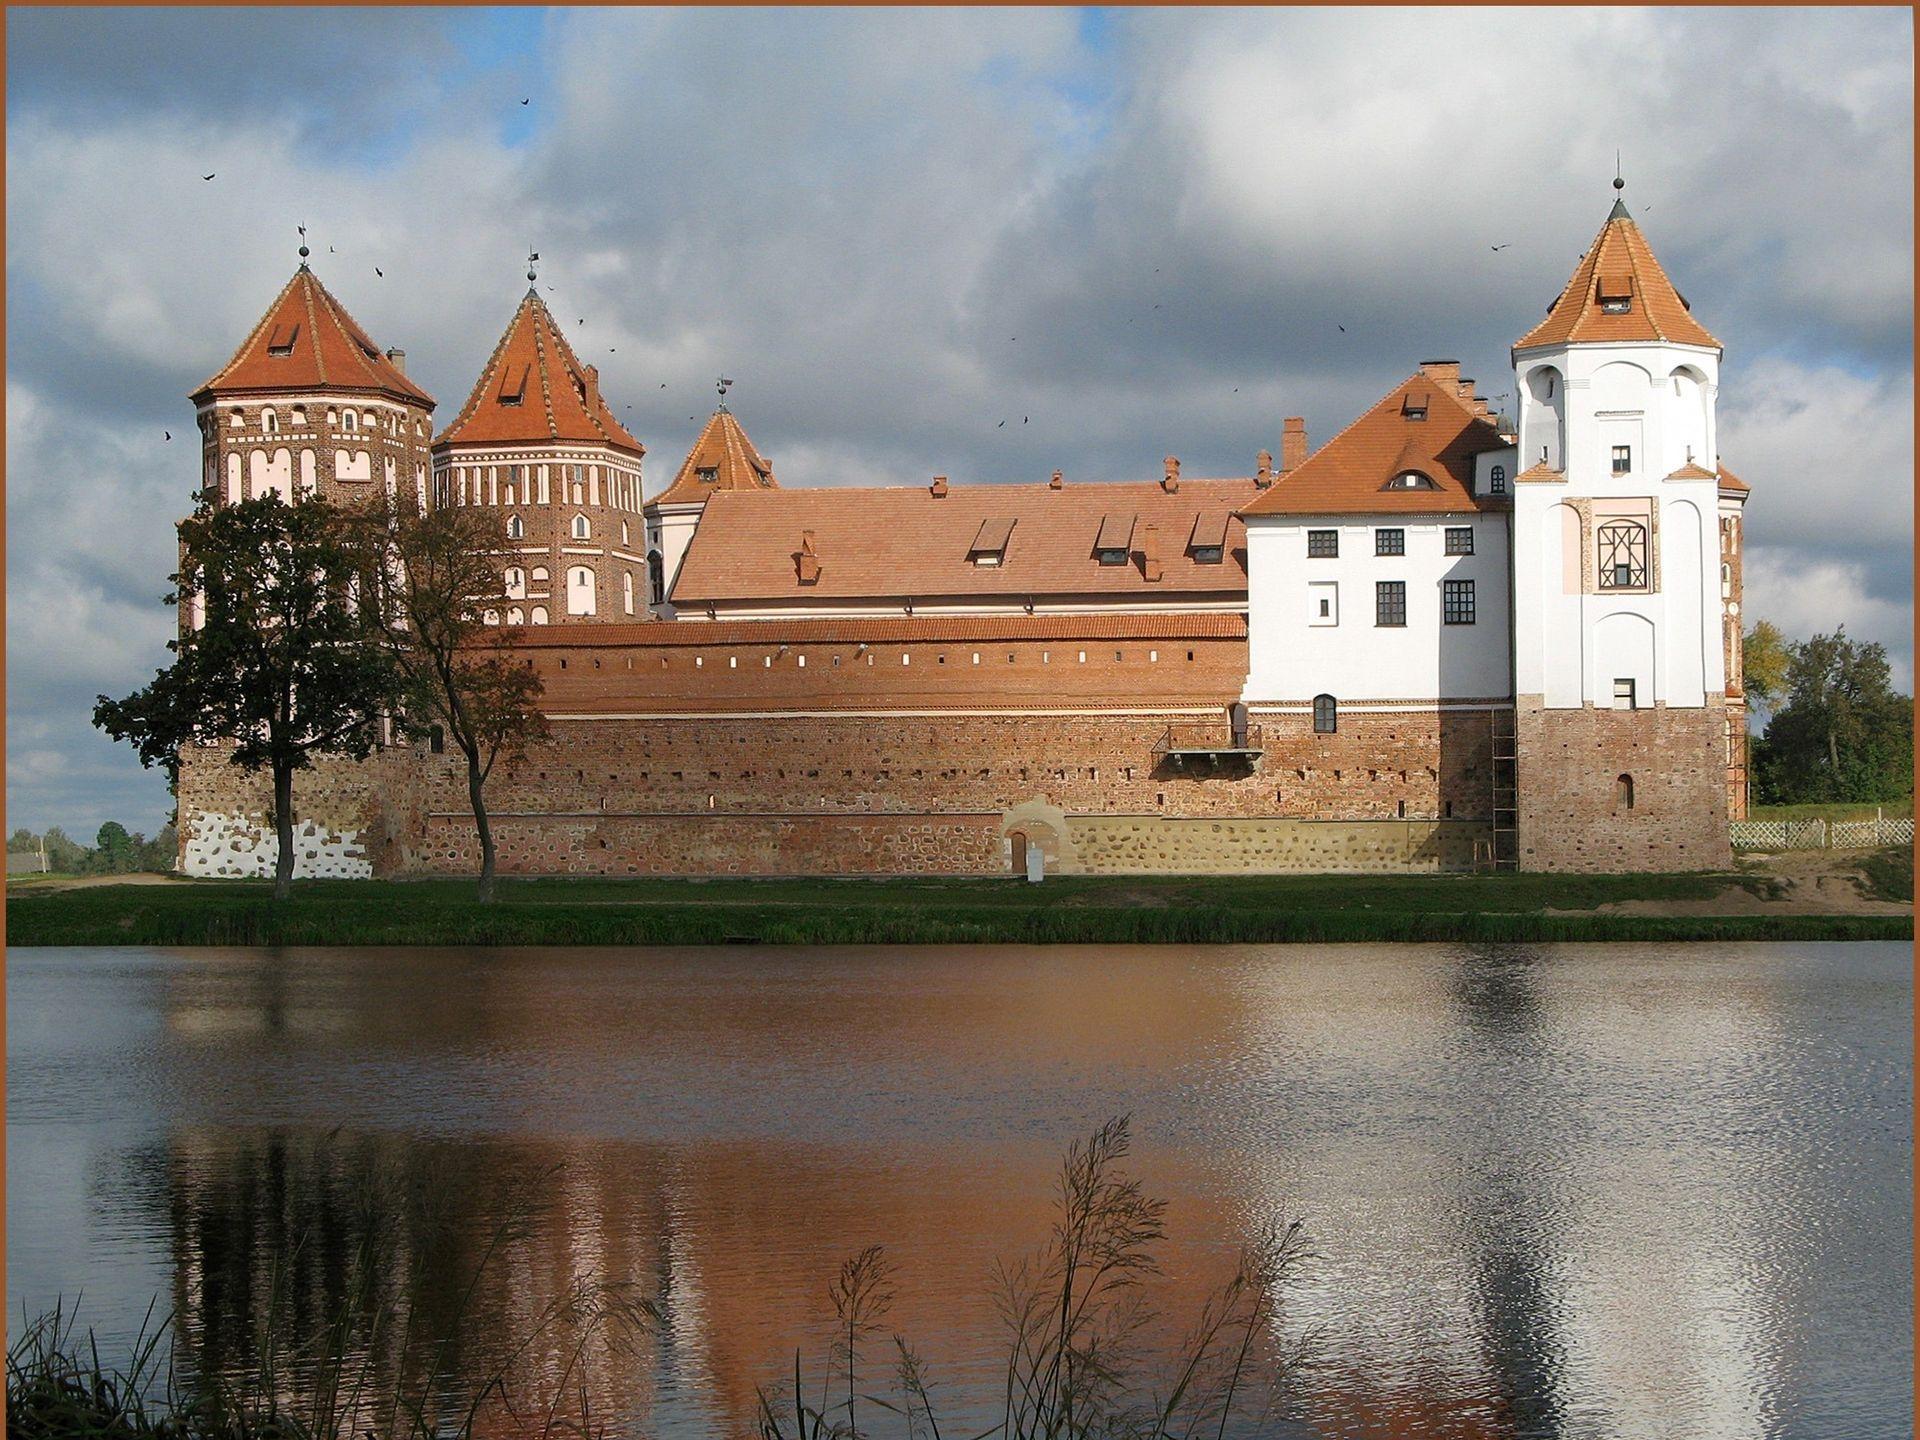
left=7, top=872, right=190, bottom=895
left=1560, top=850, right=1912, bottom=918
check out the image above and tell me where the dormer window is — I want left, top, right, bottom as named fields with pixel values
left=266, top=322, right=299, bottom=357
left=969, top=517, right=1015, bottom=567
left=697, top=467, right=718, bottom=484
left=1401, top=392, right=1429, bottom=421
left=1388, top=471, right=1436, bottom=490
left=1094, top=513, right=1134, bottom=567
left=1189, top=511, right=1229, bottom=565
left=1597, top=273, right=1634, bottom=314
left=498, top=365, right=529, bottom=408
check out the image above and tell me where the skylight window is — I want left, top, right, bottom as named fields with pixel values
left=1387, top=471, right=1437, bottom=490
left=968, top=517, right=1015, bottom=567
left=1597, top=273, right=1634, bottom=314
left=1401, top=392, right=1429, bottom=421
left=498, top=364, right=530, bottom=408
left=1094, top=513, right=1135, bottom=567
left=1189, top=511, right=1229, bottom=565
left=266, top=322, right=300, bottom=357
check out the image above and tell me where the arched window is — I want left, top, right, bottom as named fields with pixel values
left=506, top=514, right=524, bottom=540
left=571, top=513, right=590, bottom=540
left=571, top=481, right=585, bottom=505
left=1313, top=694, right=1337, bottom=734
left=504, top=567, right=526, bottom=599
left=529, top=606, right=549, bottom=625
left=506, top=606, right=524, bottom=626
left=261, top=407, right=278, bottom=433
left=482, top=608, right=499, bottom=626
left=1597, top=521, right=1649, bottom=590
left=531, top=566, right=550, bottom=586
left=648, top=552, right=665, bottom=606
left=621, top=520, right=630, bottom=546
left=342, top=409, right=358, bottom=431
left=1490, top=463, right=1506, bottom=494
left=567, top=567, right=596, bottom=616
left=1615, top=773, right=1635, bottom=810
left=290, top=406, right=306, bottom=427
left=229, top=408, right=245, bottom=428
left=622, top=571, right=635, bottom=614
left=325, top=407, right=338, bottom=426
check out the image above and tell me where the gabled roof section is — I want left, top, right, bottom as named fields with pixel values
left=653, top=406, right=777, bottom=505
left=434, top=290, right=643, bottom=457
left=1240, top=371, right=1510, bottom=518
left=192, top=265, right=433, bottom=407
left=1515, top=201, right=1720, bottom=352
left=1717, top=462, right=1750, bottom=495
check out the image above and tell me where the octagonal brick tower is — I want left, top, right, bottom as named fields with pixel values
left=432, top=285, right=647, bottom=625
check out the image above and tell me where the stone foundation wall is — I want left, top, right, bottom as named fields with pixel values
left=176, top=742, right=428, bottom=879
left=1062, top=816, right=1491, bottom=874
left=1513, top=698, right=1732, bottom=873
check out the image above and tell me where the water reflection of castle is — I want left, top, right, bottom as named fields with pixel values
left=134, top=947, right=1808, bottom=1438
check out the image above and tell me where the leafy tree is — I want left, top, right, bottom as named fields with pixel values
left=1741, top=620, right=1793, bottom=710
left=94, top=821, right=135, bottom=873
left=1757, top=627, right=1913, bottom=804
left=94, top=496, right=403, bottom=899
left=349, top=501, right=548, bottom=903
left=40, top=827, right=90, bottom=874
left=8, top=828, right=39, bottom=853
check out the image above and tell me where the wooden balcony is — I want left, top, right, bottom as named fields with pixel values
left=1152, top=722, right=1264, bottom=773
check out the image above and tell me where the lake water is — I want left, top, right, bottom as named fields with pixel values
left=7, top=943, right=1911, bottom=1440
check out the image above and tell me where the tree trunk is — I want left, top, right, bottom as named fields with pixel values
left=468, top=751, right=497, bottom=904
left=272, top=761, right=296, bottom=901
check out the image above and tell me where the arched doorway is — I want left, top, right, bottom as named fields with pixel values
left=1009, top=830, right=1029, bottom=876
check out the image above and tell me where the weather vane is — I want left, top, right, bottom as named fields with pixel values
left=297, top=224, right=309, bottom=263
left=527, top=248, right=540, bottom=285
left=717, top=376, right=733, bottom=410
left=1615, top=150, right=1624, bottom=192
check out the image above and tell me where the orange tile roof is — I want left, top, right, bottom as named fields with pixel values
left=652, top=406, right=776, bottom=505
left=1717, top=461, right=1750, bottom=494
left=434, top=290, right=643, bottom=456
left=1665, top=461, right=1719, bottom=481
left=192, top=265, right=433, bottom=407
left=1240, top=371, right=1509, bottom=518
left=671, top=476, right=1260, bottom=605
left=1514, top=461, right=1565, bottom=484
left=1514, top=200, right=1720, bottom=352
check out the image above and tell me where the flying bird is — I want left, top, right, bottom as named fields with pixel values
left=328, top=245, right=336, bottom=253
left=1023, top=416, right=1028, bottom=424
left=1490, top=243, right=1511, bottom=252
left=660, top=383, right=667, bottom=388
left=164, top=430, right=171, bottom=441
left=1337, top=325, right=1346, bottom=333
left=374, top=267, right=384, bottom=277
left=201, top=172, right=215, bottom=181
left=997, top=420, right=1006, bottom=428
left=521, top=98, right=530, bottom=105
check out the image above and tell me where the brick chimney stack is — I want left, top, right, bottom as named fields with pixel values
left=1049, top=469, right=1063, bottom=490
left=1162, top=456, right=1180, bottom=493
left=1281, top=418, right=1307, bottom=473
left=583, top=364, right=600, bottom=408
left=385, top=347, right=407, bottom=375
left=1418, top=359, right=1461, bottom=389
left=930, top=474, right=949, bottom=497
left=1255, top=449, right=1274, bottom=488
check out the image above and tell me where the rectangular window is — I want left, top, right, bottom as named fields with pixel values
left=1611, top=445, right=1631, bottom=475
left=1614, top=677, right=1637, bottom=709
left=1308, top=580, right=1338, bottom=626
left=1375, top=581, right=1407, bottom=627
left=1445, top=526, right=1474, bottom=555
left=1443, top=579, right=1476, bottom=624
left=1307, top=529, right=1338, bottom=558
left=1096, top=547, right=1128, bottom=567
left=1375, top=528, right=1405, bottom=556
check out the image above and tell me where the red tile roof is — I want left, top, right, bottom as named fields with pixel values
left=1665, top=461, right=1719, bottom=481
left=192, top=265, right=433, bottom=407
left=1717, top=462, right=1750, bottom=494
left=1240, top=370, right=1509, bottom=517
left=1514, top=201, right=1720, bottom=352
left=652, top=406, right=776, bottom=505
left=434, top=290, right=643, bottom=456
left=671, top=476, right=1259, bottom=605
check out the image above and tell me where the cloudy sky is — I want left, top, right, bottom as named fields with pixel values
left=6, top=6, right=1913, bottom=839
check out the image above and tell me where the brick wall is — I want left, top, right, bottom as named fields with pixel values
left=1513, top=698, right=1732, bottom=872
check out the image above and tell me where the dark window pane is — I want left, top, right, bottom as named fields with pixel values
left=1376, top=581, right=1407, bottom=626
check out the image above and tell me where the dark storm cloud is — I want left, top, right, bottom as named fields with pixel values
left=5, top=6, right=1912, bottom=835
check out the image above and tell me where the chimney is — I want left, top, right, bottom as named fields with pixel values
left=1255, top=450, right=1274, bottom=488
left=1049, top=469, right=1063, bottom=490
left=1162, top=456, right=1180, bottom=494
left=930, top=474, right=949, bottom=497
left=1281, top=418, right=1307, bottom=473
left=1139, top=523, right=1163, bottom=582
left=385, top=347, right=407, bottom=374
left=796, top=530, right=821, bottom=585
left=583, top=364, right=601, bottom=408
left=1455, top=378, right=1476, bottom=408
left=1418, top=358, right=1461, bottom=389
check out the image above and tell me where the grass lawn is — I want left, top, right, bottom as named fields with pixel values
left=6, top=870, right=1908, bottom=947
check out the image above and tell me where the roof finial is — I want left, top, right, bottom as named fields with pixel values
left=297, top=224, right=309, bottom=265
left=526, top=248, right=540, bottom=287
left=1608, top=153, right=1631, bottom=219
left=716, top=376, right=733, bottom=412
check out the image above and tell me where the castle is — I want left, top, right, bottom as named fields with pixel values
left=174, top=190, right=1748, bottom=878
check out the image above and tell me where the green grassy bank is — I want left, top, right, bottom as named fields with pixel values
left=7, top=870, right=1908, bottom=947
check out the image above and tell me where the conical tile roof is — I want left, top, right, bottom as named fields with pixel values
left=652, top=405, right=775, bottom=505
left=434, top=290, right=643, bottom=456
left=192, top=264, right=432, bottom=406
left=1515, top=201, right=1719, bottom=352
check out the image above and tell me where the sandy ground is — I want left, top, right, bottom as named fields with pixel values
left=1563, top=849, right=1913, bottom=918
left=6, top=872, right=190, bottom=894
